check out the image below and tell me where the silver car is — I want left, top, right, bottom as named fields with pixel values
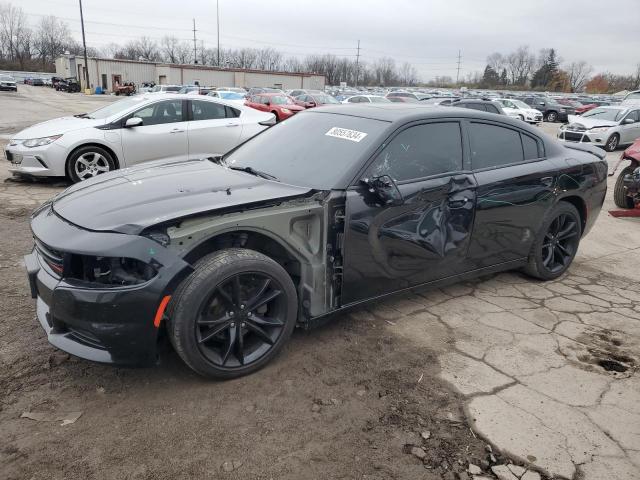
left=557, top=106, right=640, bottom=151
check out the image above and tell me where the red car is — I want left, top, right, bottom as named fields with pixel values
left=293, top=93, right=341, bottom=109
left=245, top=93, right=305, bottom=121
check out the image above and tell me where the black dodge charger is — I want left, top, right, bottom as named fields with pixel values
left=26, top=104, right=608, bottom=378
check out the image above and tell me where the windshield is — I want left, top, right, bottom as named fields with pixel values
left=510, top=100, right=529, bottom=109
left=0, top=75, right=14, bottom=81
left=224, top=112, right=387, bottom=189
left=316, top=95, right=340, bottom=104
left=369, top=96, right=391, bottom=103
left=219, top=91, right=244, bottom=100
left=85, top=96, right=150, bottom=119
left=625, top=92, right=640, bottom=100
left=270, top=95, right=294, bottom=105
left=582, top=108, right=626, bottom=122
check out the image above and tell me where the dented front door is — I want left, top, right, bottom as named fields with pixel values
left=341, top=174, right=477, bottom=305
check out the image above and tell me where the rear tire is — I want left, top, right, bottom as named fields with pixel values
left=167, top=249, right=298, bottom=379
left=614, top=165, right=635, bottom=209
left=523, top=202, right=582, bottom=281
left=545, top=111, right=558, bottom=122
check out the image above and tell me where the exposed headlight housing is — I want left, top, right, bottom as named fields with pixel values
left=280, top=108, right=292, bottom=114
left=589, top=127, right=610, bottom=133
left=22, top=135, right=62, bottom=148
left=68, top=255, right=158, bottom=286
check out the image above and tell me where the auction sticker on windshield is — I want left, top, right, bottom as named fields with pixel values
left=325, top=127, right=368, bottom=142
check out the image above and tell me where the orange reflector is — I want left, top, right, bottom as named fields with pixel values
left=153, top=295, right=172, bottom=328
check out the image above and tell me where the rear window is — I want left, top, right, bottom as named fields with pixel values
left=469, top=123, right=542, bottom=169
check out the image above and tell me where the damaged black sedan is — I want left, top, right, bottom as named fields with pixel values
left=26, top=105, right=608, bottom=378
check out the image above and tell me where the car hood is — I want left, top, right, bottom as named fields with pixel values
left=278, top=104, right=305, bottom=111
left=13, top=116, right=106, bottom=139
left=51, top=158, right=314, bottom=234
left=566, top=115, right=617, bottom=129
left=623, top=138, right=640, bottom=160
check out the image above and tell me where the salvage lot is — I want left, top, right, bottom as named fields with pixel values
left=1, top=86, right=639, bottom=480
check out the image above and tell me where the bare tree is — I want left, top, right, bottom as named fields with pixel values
left=399, top=61, right=418, bottom=86
left=134, top=36, right=159, bottom=61
left=33, top=15, right=71, bottom=68
left=566, top=60, right=593, bottom=92
left=506, top=45, right=535, bottom=85
left=0, top=2, right=29, bottom=64
left=160, top=36, right=181, bottom=63
left=486, top=52, right=504, bottom=72
left=255, top=47, right=283, bottom=71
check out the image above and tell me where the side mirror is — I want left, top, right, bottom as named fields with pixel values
left=362, top=175, right=404, bottom=206
left=125, top=117, right=143, bottom=128
left=264, top=101, right=270, bottom=106
left=623, top=118, right=635, bottom=124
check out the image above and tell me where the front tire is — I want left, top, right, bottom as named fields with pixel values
left=545, top=111, right=558, bottom=122
left=605, top=133, right=619, bottom=152
left=524, top=202, right=582, bottom=280
left=614, top=165, right=635, bottom=208
left=168, top=249, right=298, bottom=379
left=66, top=146, right=116, bottom=183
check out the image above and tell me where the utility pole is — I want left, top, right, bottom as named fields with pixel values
left=456, top=49, right=462, bottom=85
left=216, top=0, right=221, bottom=66
left=355, top=40, right=360, bottom=87
left=78, top=0, right=90, bottom=90
left=192, top=19, right=197, bottom=64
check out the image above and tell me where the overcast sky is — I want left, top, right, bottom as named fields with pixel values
left=19, top=0, right=640, bottom=81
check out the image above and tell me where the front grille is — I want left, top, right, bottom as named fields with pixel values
left=66, top=326, right=106, bottom=350
left=34, top=237, right=64, bottom=276
left=563, top=132, right=590, bottom=142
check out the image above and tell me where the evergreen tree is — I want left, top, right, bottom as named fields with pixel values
left=481, top=65, right=500, bottom=87
left=500, top=68, right=508, bottom=86
left=531, top=49, right=559, bottom=89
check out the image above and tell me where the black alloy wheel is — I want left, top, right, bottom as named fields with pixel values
left=168, top=248, right=297, bottom=379
left=195, top=272, right=287, bottom=368
left=541, top=213, right=580, bottom=274
left=546, top=111, right=558, bottom=122
left=524, top=202, right=582, bottom=280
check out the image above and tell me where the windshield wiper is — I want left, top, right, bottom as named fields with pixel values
left=229, top=165, right=279, bottom=181
left=74, top=113, right=93, bottom=119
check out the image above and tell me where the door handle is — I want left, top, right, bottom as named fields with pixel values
left=225, top=123, right=239, bottom=127
left=448, top=197, right=469, bottom=208
left=541, top=176, right=554, bottom=187
left=170, top=128, right=185, bottom=133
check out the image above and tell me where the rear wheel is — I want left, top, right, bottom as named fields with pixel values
left=524, top=202, right=582, bottom=280
left=66, top=145, right=116, bottom=183
left=168, top=249, right=298, bottom=379
left=614, top=165, right=635, bottom=208
left=545, top=111, right=558, bottom=122
left=605, top=133, right=619, bottom=152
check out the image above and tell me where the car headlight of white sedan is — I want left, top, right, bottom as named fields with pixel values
left=588, top=127, right=610, bottom=133
left=22, top=135, right=63, bottom=148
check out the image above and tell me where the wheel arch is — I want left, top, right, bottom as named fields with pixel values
left=65, top=142, right=121, bottom=172
left=558, top=195, right=587, bottom=235
left=182, top=229, right=304, bottom=288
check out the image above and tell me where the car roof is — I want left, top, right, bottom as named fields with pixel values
left=311, top=104, right=525, bottom=127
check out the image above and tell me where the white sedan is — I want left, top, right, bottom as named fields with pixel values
left=5, top=94, right=275, bottom=182
left=495, top=98, right=543, bottom=124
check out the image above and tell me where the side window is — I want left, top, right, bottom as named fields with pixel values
left=132, top=100, right=183, bottom=126
left=466, top=103, right=486, bottom=112
left=626, top=110, right=640, bottom=122
left=522, top=133, right=540, bottom=160
left=469, top=123, right=524, bottom=170
left=486, top=104, right=500, bottom=114
left=348, top=96, right=360, bottom=103
left=366, top=122, right=463, bottom=182
left=225, top=106, right=240, bottom=118
left=191, top=100, right=227, bottom=121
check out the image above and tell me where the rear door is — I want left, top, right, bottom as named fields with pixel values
left=342, top=121, right=477, bottom=304
left=465, top=120, right=556, bottom=268
left=186, top=99, right=242, bottom=157
left=120, top=99, right=188, bottom=166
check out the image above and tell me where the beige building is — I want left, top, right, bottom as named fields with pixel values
left=55, top=55, right=326, bottom=92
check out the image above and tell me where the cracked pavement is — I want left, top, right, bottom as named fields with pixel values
left=1, top=86, right=639, bottom=479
